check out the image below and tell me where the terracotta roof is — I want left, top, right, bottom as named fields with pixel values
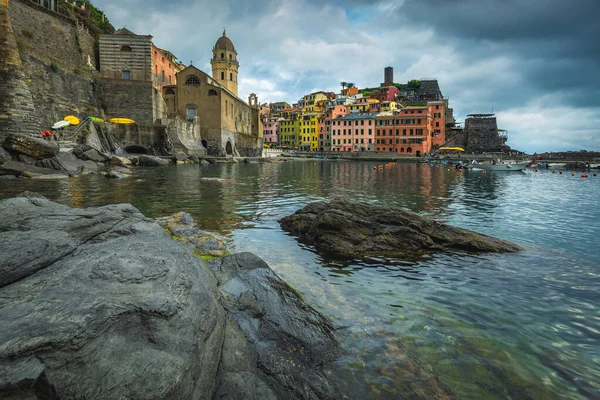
left=214, top=31, right=236, bottom=52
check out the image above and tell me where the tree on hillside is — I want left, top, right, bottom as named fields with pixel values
left=347, top=83, right=355, bottom=90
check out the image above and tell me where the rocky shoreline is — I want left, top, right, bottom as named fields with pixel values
left=0, top=132, right=285, bottom=180
left=0, top=193, right=344, bottom=399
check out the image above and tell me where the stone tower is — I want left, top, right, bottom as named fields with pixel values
left=384, top=66, right=393, bottom=85
left=211, top=30, right=239, bottom=97
left=0, top=0, right=39, bottom=142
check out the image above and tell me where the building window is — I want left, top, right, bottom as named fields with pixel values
left=161, top=70, right=165, bottom=81
left=122, top=70, right=131, bottom=80
left=120, top=45, right=132, bottom=52
left=229, top=54, right=232, bottom=60
left=230, top=73, right=233, bottom=81
left=221, top=72, right=225, bottom=80
left=165, top=88, right=175, bottom=95
left=208, top=89, right=218, bottom=96
left=185, top=76, right=200, bottom=85
left=221, top=53, right=224, bottom=59
left=186, top=106, right=197, bottom=120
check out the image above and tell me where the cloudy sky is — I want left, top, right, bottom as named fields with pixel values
left=93, top=0, right=599, bottom=153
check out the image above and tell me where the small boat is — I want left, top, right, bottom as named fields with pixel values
left=547, top=163, right=567, bottom=169
left=52, top=120, right=71, bottom=129
left=469, top=159, right=529, bottom=171
left=588, top=164, right=600, bottom=169
left=87, top=116, right=105, bottom=123
left=109, top=118, right=136, bottom=124
left=314, top=155, right=326, bottom=159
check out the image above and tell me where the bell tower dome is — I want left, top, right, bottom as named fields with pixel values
left=211, top=30, right=239, bottom=96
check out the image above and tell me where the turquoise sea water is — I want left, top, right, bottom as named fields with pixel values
left=1, top=161, right=598, bottom=399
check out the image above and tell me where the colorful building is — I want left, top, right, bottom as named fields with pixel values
left=323, top=105, right=348, bottom=151
left=298, top=113, right=319, bottom=151
left=262, top=116, right=282, bottom=144
left=375, top=106, right=434, bottom=156
left=331, top=114, right=376, bottom=152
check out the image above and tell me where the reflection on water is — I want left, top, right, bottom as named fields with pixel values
left=1, top=162, right=599, bottom=399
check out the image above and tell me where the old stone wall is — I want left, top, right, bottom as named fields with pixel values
left=21, top=54, right=104, bottom=130
left=103, top=123, right=172, bottom=155
left=163, top=117, right=207, bottom=156
left=235, top=132, right=263, bottom=157
left=464, top=117, right=506, bottom=152
left=9, top=0, right=94, bottom=70
left=0, top=3, right=39, bottom=142
left=98, top=78, right=155, bottom=124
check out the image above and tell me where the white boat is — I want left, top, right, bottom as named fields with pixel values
left=469, top=159, right=529, bottom=171
left=52, top=120, right=71, bottom=129
left=588, top=164, right=600, bottom=170
left=547, top=163, right=567, bottom=169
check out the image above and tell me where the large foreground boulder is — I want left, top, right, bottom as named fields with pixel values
left=0, top=193, right=225, bottom=399
left=3, top=134, right=59, bottom=160
left=280, top=199, right=521, bottom=258
left=0, top=195, right=344, bottom=399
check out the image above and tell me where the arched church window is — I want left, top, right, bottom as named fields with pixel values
left=120, top=45, right=132, bottom=52
left=185, top=76, right=200, bottom=85
left=230, top=73, right=233, bottom=81
left=208, top=89, right=217, bottom=96
left=229, top=54, right=232, bottom=60
left=221, top=53, right=224, bottom=59
left=221, top=72, right=225, bottom=80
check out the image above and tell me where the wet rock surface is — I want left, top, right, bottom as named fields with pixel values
left=2, top=134, right=59, bottom=160
left=280, top=199, right=521, bottom=258
left=136, top=155, right=169, bottom=166
left=215, top=253, right=345, bottom=400
left=0, top=195, right=344, bottom=400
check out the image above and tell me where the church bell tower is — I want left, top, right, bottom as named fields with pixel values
left=211, top=30, right=239, bottom=96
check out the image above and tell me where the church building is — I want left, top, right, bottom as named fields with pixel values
left=163, top=31, right=263, bottom=157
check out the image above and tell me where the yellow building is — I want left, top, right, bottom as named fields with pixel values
left=298, top=113, right=319, bottom=151
left=210, top=30, right=239, bottom=97
left=303, top=92, right=328, bottom=113
left=279, top=114, right=300, bottom=148
left=347, top=103, right=370, bottom=113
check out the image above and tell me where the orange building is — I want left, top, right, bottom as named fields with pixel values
left=151, top=46, right=184, bottom=89
left=375, top=106, right=434, bottom=156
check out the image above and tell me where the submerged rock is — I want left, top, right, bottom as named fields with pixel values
left=0, top=147, right=12, bottom=164
left=280, top=199, right=521, bottom=258
left=3, top=134, right=59, bottom=160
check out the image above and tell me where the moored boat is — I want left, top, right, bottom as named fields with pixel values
left=469, top=159, right=529, bottom=171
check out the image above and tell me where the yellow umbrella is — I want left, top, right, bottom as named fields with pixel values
left=439, top=147, right=465, bottom=152
left=109, top=118, right=136, bottom=124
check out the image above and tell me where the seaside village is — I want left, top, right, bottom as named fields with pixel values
left=0, top=0, right=523, bottom=171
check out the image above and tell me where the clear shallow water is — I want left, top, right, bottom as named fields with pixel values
left=1, top=161, right=599, bottom=399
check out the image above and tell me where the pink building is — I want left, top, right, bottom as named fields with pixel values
left=331, top=113, right=376, bottom=152
left=323, top=105, right=348, bottom=151
left=370, top=86, right=400, bottom=102
left=263, top=116, right=282, bottom=143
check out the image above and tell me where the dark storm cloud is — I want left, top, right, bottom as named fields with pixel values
left=395, top=0, right=600, bottom=108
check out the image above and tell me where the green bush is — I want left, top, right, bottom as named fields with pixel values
left=50, top=62, right=59, bottom=73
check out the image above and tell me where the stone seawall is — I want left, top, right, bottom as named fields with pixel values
left=98, top=78, right=155, bottom=124
left=21, top=54, right=103, bottom=130
left=9, top=0, right=95, bottom=70
left=0, top=2, right=39, bottom=142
